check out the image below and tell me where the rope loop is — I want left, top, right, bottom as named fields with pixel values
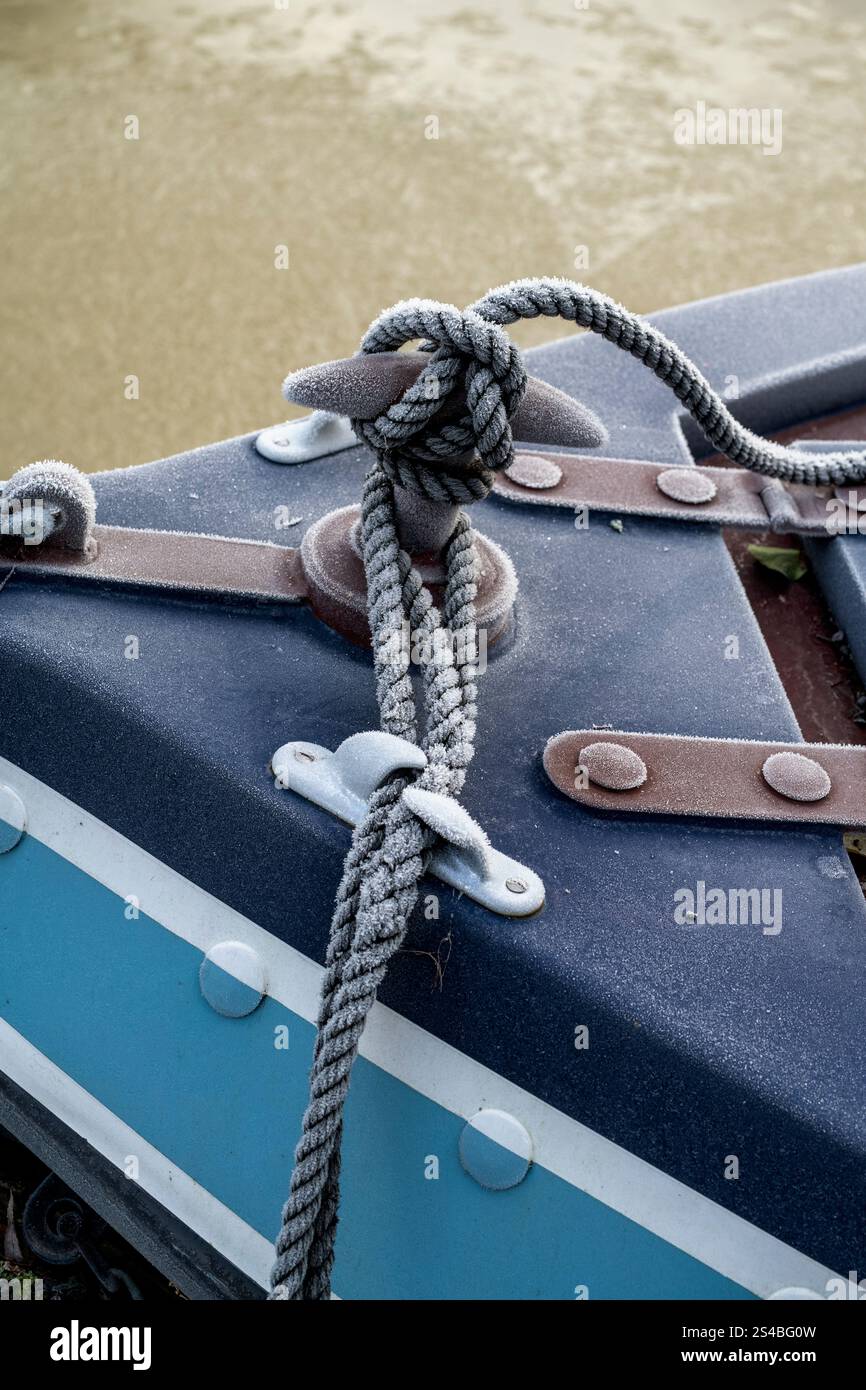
left=353, top=278, right=866, bottom=497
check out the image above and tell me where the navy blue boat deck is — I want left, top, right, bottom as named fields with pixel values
left=2, top=265, right=865, bottom=1277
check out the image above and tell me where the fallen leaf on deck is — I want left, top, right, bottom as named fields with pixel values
left=747, top=544, right=808, bottom=581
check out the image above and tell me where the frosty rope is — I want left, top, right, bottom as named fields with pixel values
left=358, top=278, right=866, bottom=491
left=269, top=415, right=480, bottom=1295
left=271, top=277, right=866, bottom=1302
left=352, top=297, right=528, bottom=502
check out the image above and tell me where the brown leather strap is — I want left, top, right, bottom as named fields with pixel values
left=0, top=525, right=308, bottom=604
left=544, top=729, right=866, bottom=827
left=495, top=453, right=835, bottom=534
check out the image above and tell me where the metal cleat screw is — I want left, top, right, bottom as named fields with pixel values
left=506, top=877, right=528, bottom=894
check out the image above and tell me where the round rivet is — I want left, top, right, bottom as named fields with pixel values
left=762, top=751, right=831, bottom=803
left=0, top=785, right=26, bottom=854
left=578, top=742, right=647, bottom=791
left=200, top=941, right=267, bottom=1018
left=656, top=468, right=717, bottom=505
left=506, top=877, right=528, bottom=894
left=505, top=454, right=563, bottom=490
left=459, top=1109, right=532, bottom=1190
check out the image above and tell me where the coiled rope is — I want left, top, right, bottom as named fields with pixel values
left=270, top=277, right=866, bottom=1301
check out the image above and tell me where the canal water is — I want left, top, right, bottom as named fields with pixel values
left=2, top=0, right=864, bottom=470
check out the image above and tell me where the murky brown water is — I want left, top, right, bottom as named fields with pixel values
left=2, top=0, right=864, bottom=471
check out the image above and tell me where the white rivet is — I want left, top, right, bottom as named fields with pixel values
left=0, top=785, right=26, bottom=853
left=459, top=1109, right=532, bottom=1190
left=200, top=941, right=267, bottom=1017
left=506, top=877, right=528, bottom=894
left=656, top=468, right=717, bottom=504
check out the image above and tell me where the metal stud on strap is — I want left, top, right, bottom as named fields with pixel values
left=544, top=729, right=866, bottom=827
left=495, top=453, right=840, bottom=535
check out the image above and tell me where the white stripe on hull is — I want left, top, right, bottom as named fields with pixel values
left=0, top=1016, right=275, bottom=1288
left=0, top=753, right=849, bottom=1299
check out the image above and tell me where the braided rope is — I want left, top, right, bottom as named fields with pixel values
left=270, top=457, right=478, bottom=1300
left=271, top=276, right=866, bottom=1301
left=353, top=298, right=527, bottom=502
left=357, top=279, right=866, bottom=493
left=469, top=278, right=866, bottom=485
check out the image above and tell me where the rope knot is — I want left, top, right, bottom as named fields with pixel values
left=351, top=297, right=528, bottom=504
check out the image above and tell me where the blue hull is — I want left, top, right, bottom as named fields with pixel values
left=2, top=265, right=866, bottom=1298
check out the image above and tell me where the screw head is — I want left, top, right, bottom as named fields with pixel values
left=506, top=877, right=528, bottom=894
left=505, top=454, right=563, bottom=490
left=54, top=1209, right=83, bottom=1240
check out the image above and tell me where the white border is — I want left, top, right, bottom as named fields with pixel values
left=0, top=1018, right=274, bottom=1288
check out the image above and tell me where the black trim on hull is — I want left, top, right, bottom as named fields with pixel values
left=0, top=1068, right=265, bottom=1302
